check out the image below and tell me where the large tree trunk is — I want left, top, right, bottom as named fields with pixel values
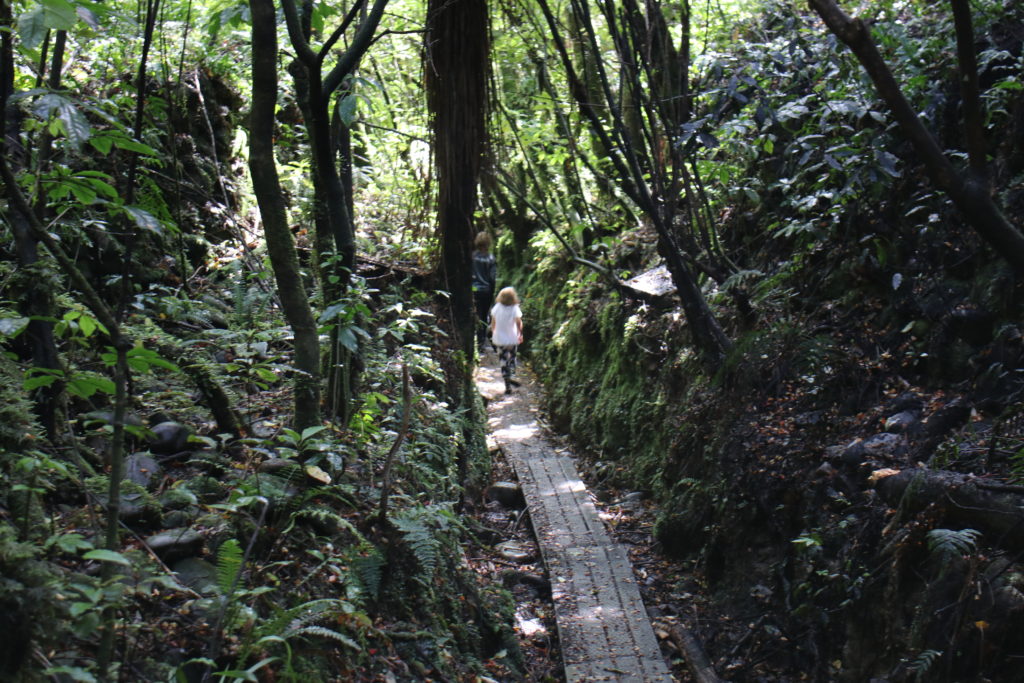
left=809, top=0, right=1024, bottom=274
left=425, top=0, right=490, bottom=362
left=425, top=0, right=490, bottom=501
left=249, top=0, right=322, bottom=430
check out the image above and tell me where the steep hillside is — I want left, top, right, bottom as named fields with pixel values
left=507, top=3, right=1024, bottom=680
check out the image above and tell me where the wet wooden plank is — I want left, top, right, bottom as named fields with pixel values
left=480, top=363, right=674, bottom=682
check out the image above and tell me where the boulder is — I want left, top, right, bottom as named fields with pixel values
left=485, top=481, right=525, bottom=509
left=171, top=557, right=219, bottom=595
left=149, top=421, right=193, bottom=455
left=124, top=453, right=163, bottom=490
left=144, top=528, right=204, bottom=564
left=495, top=540, right=535, bottom=563
left=884, top=410, right=918, bottom=434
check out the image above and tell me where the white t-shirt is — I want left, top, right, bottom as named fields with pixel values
left=490, top=303, right=522, bottom=346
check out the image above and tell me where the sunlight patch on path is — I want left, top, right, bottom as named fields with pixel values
left=476, top=359, right=674, bottom=682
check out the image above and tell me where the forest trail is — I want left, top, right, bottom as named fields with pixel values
left=476, top=355, right=674, bottom=682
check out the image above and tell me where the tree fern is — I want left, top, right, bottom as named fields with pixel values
left=926, top=528, right=981, bottom=561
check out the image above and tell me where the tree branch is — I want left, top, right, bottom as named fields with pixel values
left=323, top=0, right=390, bottom=97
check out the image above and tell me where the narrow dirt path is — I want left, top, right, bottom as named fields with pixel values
left=477, top=358, right=674, bottom=682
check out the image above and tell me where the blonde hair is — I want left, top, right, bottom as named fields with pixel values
left=474, top=232, right=492, bottom=252
left=496, top=287, right=519, bottom=306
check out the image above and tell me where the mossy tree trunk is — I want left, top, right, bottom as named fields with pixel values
left=280, top=0, right=389, bottom=424
left=248, top=0, right=322, bottom=430
left=425, top=0, right=491, bottom=494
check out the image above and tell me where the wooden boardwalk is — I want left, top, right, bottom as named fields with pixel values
left=478, top=361, right=674, bottom=682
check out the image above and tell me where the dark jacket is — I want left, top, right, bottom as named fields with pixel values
left=471, top=252, right=497, bottom=293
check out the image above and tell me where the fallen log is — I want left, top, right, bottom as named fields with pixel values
left=872, top=468, right=1024, bottom=549
left=669, top=624, right=722, bottom=683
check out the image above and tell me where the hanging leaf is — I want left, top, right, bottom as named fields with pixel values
left=0, top=317, right=29, bottom=337
left=35, top=93, right=91, bottom=150
left=875, top=150, right=901, bottom=178
left=41, top=0, right=78, bottom=30
left=89, top=134, right=113, bottom=155
left=121, top=205, right=163, bottom=234
left=337, top=93, right=358, bottom=127
left=66, top=374, right=116, bottom=399
left=75, top=5, right=99, bottom=29
left=697, top=131, right=719, bottom=149
left=17, top=7, right=48, bottom=50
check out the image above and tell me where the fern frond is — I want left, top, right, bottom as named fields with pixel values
left=291, top=506, right=362, bottom=538
left=256, top=599, right=346, bottom=641
left=721, top=268, right=764, bottom=292
left=393, top=509, right=441, bottom=580
left=286, top=625, right=360, bottom=650
left=216, top=539, right=243, bottom=596
left=926, top=528, right=981, bottom=560
left=908, top=648, right=942, bottom=680
left=352, top=548, right=386, bottom=600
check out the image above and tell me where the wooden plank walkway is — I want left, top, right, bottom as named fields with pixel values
left=478, top=360, right=674, bottom=682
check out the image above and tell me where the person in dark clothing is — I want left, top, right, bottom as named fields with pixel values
left=471, top=231, right=497, bottom=348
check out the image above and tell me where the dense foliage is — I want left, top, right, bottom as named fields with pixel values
left=1, top=0, right=1023, bottom=680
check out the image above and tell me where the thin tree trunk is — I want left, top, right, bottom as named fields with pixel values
left=538, top=0, right=731, bottom=364
left=250, top=0, right=322, bottom=430
left=118, top=0, right=161, bottom=317
left=281, top=0, right=389, bottom=422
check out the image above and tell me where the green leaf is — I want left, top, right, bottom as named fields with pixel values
left=121, top=205, right=163, bottom=234
left=34, top=93, right=91, bottom=150
left=44, top=665, right=99, bottom=682
left=113, top=136, right=160, bottom=156
left=126, top=346, right=179, bottom=372
left=68, top=181, right=97, bottom=204
left=76, top=5, right=99, bottom=29
left=319, top=302, right=347, bottom=323
left=79, top=173, right=118, bottom=199
left=338, top=327, right=359, bottom=352
left=42, top=0, right=78, bottom=29
left=83, top=549, right=131, bottom=566
left=23, top=373, right=61, bottom=391
left=300, top=425, right=328, bottom=441
left=0, top=317, right=29, bottom=337
left=89, top=134, right=113, bottom=154
left=79, top=314, right=96, bottom=340
left=48, top=532, right=94, bottom=554
left=66, top=374, right=115, bottom=399
left=338, top=93, right=358, bottom=127
left=17, top=7, right=47, bottom=50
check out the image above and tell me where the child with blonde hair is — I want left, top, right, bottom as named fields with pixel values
left=490, top=287, right=523, bottom=394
